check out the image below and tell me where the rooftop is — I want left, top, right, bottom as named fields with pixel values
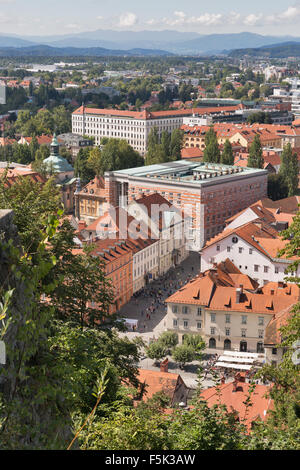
left=107, top=160, right=266, bottom=185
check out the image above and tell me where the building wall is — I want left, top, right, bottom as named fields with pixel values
left=105, top=250, right=133, bottom=314
left=133, top=241, right=159, bottom=293
left=72, top=112, right=185, bottom=155
left=200, top=235, right=297, bottom=286
left=105, top=174, right=267, bottom=250
left=166, top=302, right=272, bottom=353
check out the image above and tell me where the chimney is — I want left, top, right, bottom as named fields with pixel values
left=236, top=287, right=242, bottom=303
left=160, top=358, right=169, bottom=373
left=78, top=220, right=87, bottom=231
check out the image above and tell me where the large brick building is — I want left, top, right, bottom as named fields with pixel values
left=102, top=160, right=268, bottom=250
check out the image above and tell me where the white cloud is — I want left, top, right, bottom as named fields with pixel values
left=140, top=5, right=300, bottom=30
left=119, top=12, right=138, bottom=27
left=243, top=13, right=263, bottom=27
left=97, top=16, right=104, bottom=21
left=65, top=23, right=81, bottom=29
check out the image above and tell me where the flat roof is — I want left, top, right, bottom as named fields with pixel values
left=107, top=160, right=267, bottom=185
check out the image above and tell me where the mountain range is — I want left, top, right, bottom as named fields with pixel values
left=1, top=31, right=300, bottom=56
left=229, top=41, right=300, bottom=58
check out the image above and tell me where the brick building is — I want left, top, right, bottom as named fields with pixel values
left=90, top=238, right=133, bottom=314
left=103, top=160, right=268, bottom=250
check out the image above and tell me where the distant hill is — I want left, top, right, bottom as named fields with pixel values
left=0, top=44, right=173, bottom=57
left=2, top=30, right=300, bottom=55
left=177, top=32, right=300, bottom=54
left=229, top=42, right=300, bottom=58
left=0, top=35, right=36, bottom=48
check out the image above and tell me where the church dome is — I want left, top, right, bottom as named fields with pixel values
left=43, top=133, right=74, bottom=174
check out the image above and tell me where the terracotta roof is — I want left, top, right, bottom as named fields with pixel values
left=200, top=375, right=273, bottom=431
left=204, top=220, right=282, bottom=260
left=166, top=259, right=299, bottom=315
left=136, top=369, right=185, bottom=402
left=78, top=177, right=106, bottom=199
left=73, top=105, right=242, bottom=120
left=259, top=196, right=300, bottom=214
left=181, top=147, right=204, bottom=159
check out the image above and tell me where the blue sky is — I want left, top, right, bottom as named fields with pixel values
left=1, top=0, right=300, bottom=37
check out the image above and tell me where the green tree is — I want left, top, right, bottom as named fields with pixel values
left=203, top=127, right=220, bottom=163
left=170, top=129, right=184, bottom=161
left=157, top=331, right=179, bottom=352
left=247, top=135, right=264, bottom=169
left=267, top=174, right=289, bottom=201
left=87, top=146, right=102, bottom=178
left=161, top=130, right=171, bottom=159
left=74, top=148, right=95, bottom=182
left=183, top=334, right=206, bottom=355
left=220, top=139, right=234, bottom=165
left=146, top=342, right=168, bottom=365
left=172, top=344, right=195, bottom=369
left=279, top=144, right=299, bottom=197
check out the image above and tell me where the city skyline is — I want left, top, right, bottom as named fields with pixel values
left=1, top=1, right=300, bottom=37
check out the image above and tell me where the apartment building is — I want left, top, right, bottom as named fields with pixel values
left=74, top=176, right=108, bottom=224
left=90, top=238, right=133, bottom=314
left=77, top=205, right=160, bottom=294
left=71, top=105, right=242, bottom=155
left=200, top=200, right=299, bottom=286
left=165, top=259, right=299, bottom=354
left=103, top=160, right=268, bottom=250
left=127, top=193, right=188, bottom=275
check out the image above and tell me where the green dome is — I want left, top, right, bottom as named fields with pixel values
left=43, top=133, right=74, bottom=173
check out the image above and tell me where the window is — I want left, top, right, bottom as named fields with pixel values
left=172, top=305, right=178, bottom=313
left=216, top=245, right=220, bottom=252
left=258, top=316, right=264, bottom=326
left=258, top=330, right=264, bottom=339
left=210, top=313, right=216, bottom=323
left=225, top=328, right=230, bottom=336
left=275, top=267, right=279, bottom=274
left=210, top=327, right=216, bottom=335
left=264, top=266, right=269, bottom=273
left=254, top=265, right=259, bottom=272
left=173, top=319, right=178, bottom=327
left=241, top=315, right=247, bottom=325
left=272, top=348, right=277, bottom=355
left=197, top=321, right=202, bottom=330
left=225, top=314, right=231, bottom=324
left=239, top=247, right=243, bottom=253
left=241, top=329, right=247, bottom=338
left=249, top=249, right=253, bottom=254
left=227, top=247, right=231, bottom=252
left=182, top=306, right=189, bottom=314
left=183, top=320, right=189, bottom=329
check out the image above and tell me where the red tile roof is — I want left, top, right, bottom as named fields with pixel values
left=200, top=375, right=273, bottom=431
left=166, top=259, right=299, bottom=315
left=136, top=369, right=186, bottom=403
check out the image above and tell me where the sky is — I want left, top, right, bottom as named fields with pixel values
left=1, top=0, right=300, bottom=37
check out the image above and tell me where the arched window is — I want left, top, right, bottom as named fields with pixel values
left=209, top=338, right=216, bottom=349
left=257, top=342, right=264, bottom=353
left=240, top=341, right=247, bottom=352
left=224, top=339, right=231, bottom=351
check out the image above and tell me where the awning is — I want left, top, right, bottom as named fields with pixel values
left=222, top=351, right=260, bottom=359
left=215, top=362, right=253, bottom=371
left=218, top=355, right=254, bottom=364
left=125, top=319, right=139, bottom=326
